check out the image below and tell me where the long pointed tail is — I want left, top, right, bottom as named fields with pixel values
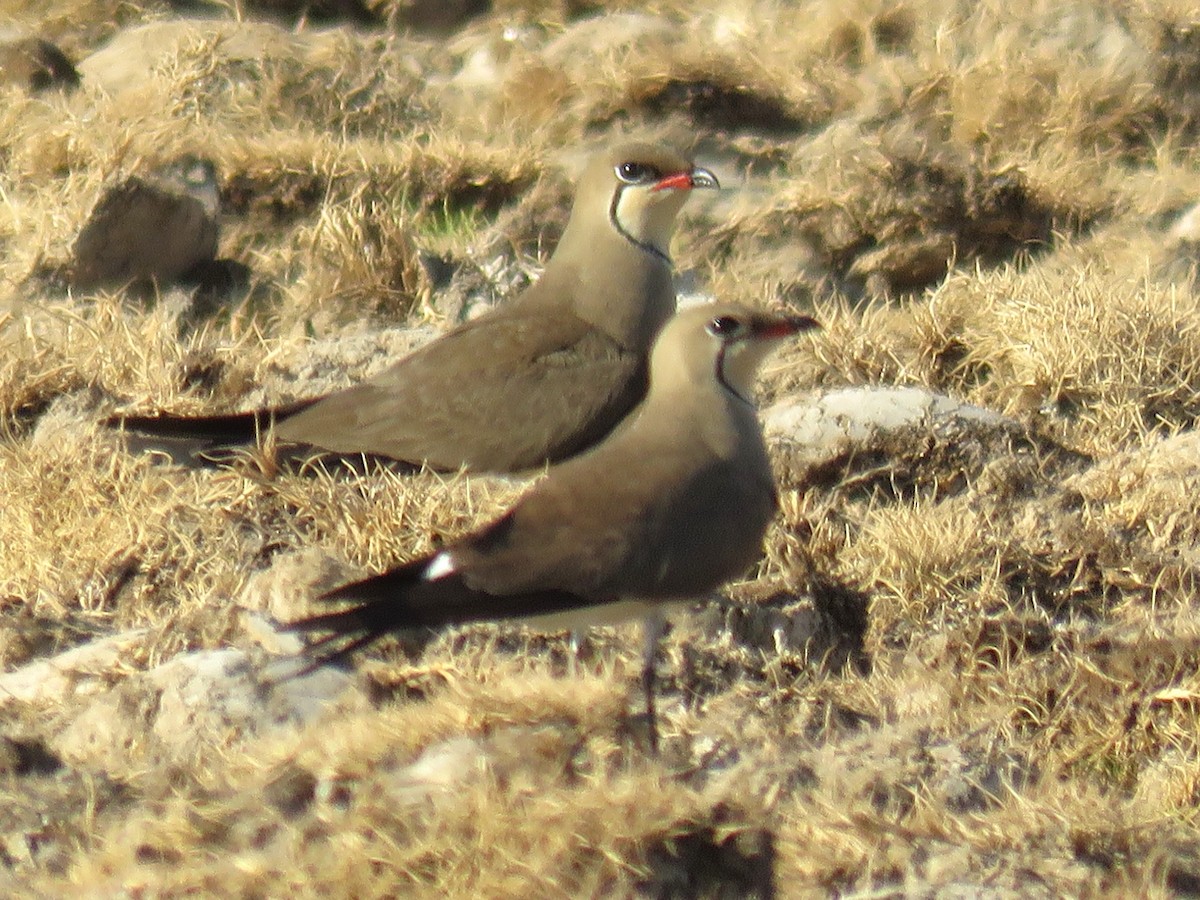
left=106, top=397, right=320, bottom=444
left=284, top=559, right=435, bottom=672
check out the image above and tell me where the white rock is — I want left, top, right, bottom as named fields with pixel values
left=0, top=629, right=147, bottom=708
left=239, top=546, right=353, bottom=625
left=765, top=385, right=1013, bottom=450
left=380, top=735, right=491, bottom=807
left=1169, top=201, right=1200, bottom=244
left=241, top=609, right=306, bottom=656
left=52, top=646, right=353, bottom=774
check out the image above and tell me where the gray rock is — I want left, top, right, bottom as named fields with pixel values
left=765, top=385, right=1012, bottom=453
left=70, top=155, right=221, bottom=292
left=764, top=385, right=1030, bottom=494
left=0, top=629, right=148, bottom=709
left=51, top=647, right=352, bottom=775
left=239, top=546, right=357, bottom=629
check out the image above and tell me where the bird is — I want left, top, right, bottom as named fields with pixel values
left=70, top=155, right=221, bottom=292
left=287, top=302, right=821, bottom=749
left=109, top=141, right=719, bottom=474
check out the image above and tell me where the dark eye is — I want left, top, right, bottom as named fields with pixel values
left=615, top=161, right=661, bottom=184
left=706, top=315, right=743, bottom=337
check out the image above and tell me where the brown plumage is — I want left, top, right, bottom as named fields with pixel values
left=110, top=142, right=718, bottom=473
left=290, top=303, right=820, bottom=680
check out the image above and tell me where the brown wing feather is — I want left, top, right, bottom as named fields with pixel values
left=276, top=309, right=647, bottom=472
left=451, top=428, right=775, bottom=601
left=287, top=429, right=775, bottom=660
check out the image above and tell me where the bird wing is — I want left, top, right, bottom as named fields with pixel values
left=288, top=413, right=776, bottom=663
left=276, top=308, right=647, bottom=472
left=290, top=447, right=771, bottom=651
left=453, top=447, right=775, bottom=602
left=110, top=310, right=645, bottom=472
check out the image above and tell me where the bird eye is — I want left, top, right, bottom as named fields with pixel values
left=706, top=315, right=743, bottom=337
left=615, top=161, right=661, bottom=184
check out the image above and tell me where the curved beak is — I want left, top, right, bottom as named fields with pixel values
left=653, top=165, right=721, bottom=192
left=688, top=166, right=719, bottom=190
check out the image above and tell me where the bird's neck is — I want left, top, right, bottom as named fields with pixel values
left=545, top=228, right=677, bottom=349
left=608, top=188, right=674, bottom=264
left=638, top=381, right=762, bottom=462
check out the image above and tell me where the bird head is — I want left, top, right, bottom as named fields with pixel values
left=564, top=141, right=719, bottom=263
left=651, top=303, right=821, bottom=404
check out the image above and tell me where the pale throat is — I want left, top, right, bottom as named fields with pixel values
left=716, top=345, right=771, bottom=407
left=610, top=188, right=684, bottom=263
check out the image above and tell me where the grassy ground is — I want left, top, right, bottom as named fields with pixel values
left=4, top=0, right=1200, bottom=896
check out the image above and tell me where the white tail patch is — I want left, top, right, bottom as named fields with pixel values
left=422, top=551, right=457, bottom=581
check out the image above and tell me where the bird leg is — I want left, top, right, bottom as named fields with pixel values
left=641, top=611, right=668, bottom=755
left=569, top=627, right=587, bottom=679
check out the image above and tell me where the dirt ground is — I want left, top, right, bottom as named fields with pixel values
left=3, top=0, right=1200, bottom=896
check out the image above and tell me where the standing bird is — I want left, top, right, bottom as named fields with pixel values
left=289, top=302, right=820, bottom=749
left=110, top=142, right=719, bottom=473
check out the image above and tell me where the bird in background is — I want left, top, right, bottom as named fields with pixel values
left=109, top=141, right=719, bottom=474
left=288, top=302, right=820, bottom=751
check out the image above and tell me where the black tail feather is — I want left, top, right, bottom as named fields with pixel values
left=106, top=397, right=320, bottom=444
left=285, top=556, right=598, bottom=674
left=284, top=558, right=438, bottom=673
left=317, top=558, right=430, bottom=605
left=286, top=604, right=377, bottom=634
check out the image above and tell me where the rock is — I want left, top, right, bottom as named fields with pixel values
left=77, top=19, right=310, bottom=99
left=75, top=18, right=420, bottom=121
left=241, top=611, right=307, bottom=656
left=246, top=324, right=439, bottom=403
left=761, top=384, right=1088, bottom=509
left=363, top=724, right=581, bottom=810
left=70, top=155, right=221, bottom=292
left=1169, top=201, right=1200, bottom=245
left=0, top=629, right=148, bottom=709
left=239, top=547, right=354, bottom=628
left=481, top=12, right=681, bottom=131
left=375, top=734, right=492, bottom=806
left=765, top=386, right=1010, bottom=449
left=52, top=647, right=353, bottom=775
left=764, top=385, right=1027, bottom=486
left=0, top=36, right=79, bottom=92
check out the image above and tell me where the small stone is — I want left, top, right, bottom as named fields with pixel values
left=52, top=647, right=354, bottom=775
left=0, top=37, right=79, bottom=92
left=0, top=629, right=148, bottom=710
left=70, top=155, right=221, bottom=292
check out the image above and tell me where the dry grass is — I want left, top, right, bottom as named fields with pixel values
left=3, top=0, right=1200, bottom=896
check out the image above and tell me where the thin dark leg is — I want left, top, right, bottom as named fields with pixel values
left=569, top=628, right=585, bottom=678
left=641, top=612, right=667, bottom=755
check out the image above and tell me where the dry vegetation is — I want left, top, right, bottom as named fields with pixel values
left=3, top=0, right=1200, bottom=896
